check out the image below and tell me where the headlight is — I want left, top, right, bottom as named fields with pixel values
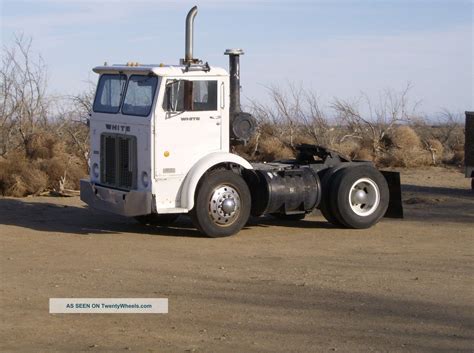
left=92, top=163, right=99, bottom=179
left=142, top=171, right=149, bottom=187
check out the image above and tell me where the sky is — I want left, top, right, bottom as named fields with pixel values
left=1, top=0, right=473, bottom=116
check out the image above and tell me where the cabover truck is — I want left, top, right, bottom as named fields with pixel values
left=80, top=6, right=403, bottom=237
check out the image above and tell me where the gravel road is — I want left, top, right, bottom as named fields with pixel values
left=1, top=167, right=473, bottom=353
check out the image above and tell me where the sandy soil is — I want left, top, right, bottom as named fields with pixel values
left=1, top=167, right=473, bottom=353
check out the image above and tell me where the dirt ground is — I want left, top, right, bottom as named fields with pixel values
left=1, top=167, right=473, bottom=353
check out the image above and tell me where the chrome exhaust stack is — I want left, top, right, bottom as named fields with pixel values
left=181, top=6, right=200, bottom=65
left=180, top=6, right=210, bottom=71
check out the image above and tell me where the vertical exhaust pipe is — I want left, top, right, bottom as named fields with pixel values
left=225, top=49, right=244, bottom=115
left=225, top=49, right=256, bottom=143
left=184, top=6, right=198, bottom=64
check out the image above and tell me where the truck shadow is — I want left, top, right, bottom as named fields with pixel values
left=248, top=216, right=337, bottom=229
left=0, top=198, right=336, bottom=238
left=0, top=198, right=201, bottom=237
left=1, top=183, right=472, bottom=237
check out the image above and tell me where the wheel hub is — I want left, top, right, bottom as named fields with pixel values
left=353, top=189, right=368, bottom=204
left=209, top=185, right=241, bottom=226
left=349, top=178, right=380, bottom=217
left=222, top=198, right=236, bottom=214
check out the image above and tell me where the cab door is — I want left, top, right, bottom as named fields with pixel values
left=154, top=77, right=224, bottom=179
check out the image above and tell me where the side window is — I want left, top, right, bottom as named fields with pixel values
left=163, top=80, right=218, bottom=112
left=192, top=81, right=217, bottom=111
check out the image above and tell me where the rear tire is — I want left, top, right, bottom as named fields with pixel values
left=190, top=170, right=251, bottom=237
left=318, top=167, right=346, bottom=226
left=135, top=213, right=179, bottom=226
left=330, top=165, right=389, bottom=229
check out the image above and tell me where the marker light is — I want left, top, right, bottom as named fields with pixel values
left=92, top=163, right=99, bottom=179
left=142, top=171, right=149, bottom=188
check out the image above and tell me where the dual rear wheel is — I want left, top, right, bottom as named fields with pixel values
left=318, top=165, right=389, bottom=229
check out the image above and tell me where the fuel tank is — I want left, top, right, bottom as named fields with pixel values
left=245, top=164, right=321, bottom=217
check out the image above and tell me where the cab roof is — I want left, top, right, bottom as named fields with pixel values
left=93, top=64, right=228, bottom=77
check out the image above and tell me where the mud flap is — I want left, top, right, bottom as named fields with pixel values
left=381, top=171, right=403, bottom=219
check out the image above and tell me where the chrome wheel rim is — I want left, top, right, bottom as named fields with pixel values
left=348, top=178, right=380, bottom=217
left=209, top=185, right=241, bottom=226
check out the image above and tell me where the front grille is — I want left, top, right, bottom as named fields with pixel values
left=100, top=134, right=137, bottom=189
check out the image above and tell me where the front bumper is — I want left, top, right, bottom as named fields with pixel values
left=80, top=179, right=152, bottom=217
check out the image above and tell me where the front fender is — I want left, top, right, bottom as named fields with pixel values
left=180, top=152, right=253, bottom=210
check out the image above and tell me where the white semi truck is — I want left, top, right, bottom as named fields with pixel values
left=80, top=6, right=403, bottom=237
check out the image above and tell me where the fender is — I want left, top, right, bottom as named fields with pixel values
left=180, top=152, right=253, bottom=210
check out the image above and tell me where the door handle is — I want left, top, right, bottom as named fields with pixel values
left=220, top=82, right=225, bottom=109
left=209, top=116, right=221, bottom=119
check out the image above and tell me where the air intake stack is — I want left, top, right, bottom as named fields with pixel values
left=225, top=49, right=256, bottom=144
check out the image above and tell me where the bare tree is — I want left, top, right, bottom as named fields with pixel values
left=332, top=83, right=420, bottom=159
left=299, top=90, right=338, bottom=148
left=52, top=86, right=94, bottom=172
left=0, top=34, right=49, bottom=157
left=249, top=84, right=299, bottom=150
left=249, top=83, right=336, bottom=151
left=434, top=109, right=464, bottom=149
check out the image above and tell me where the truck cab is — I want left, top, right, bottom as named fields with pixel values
left=82, top=64, right=233, bottom=214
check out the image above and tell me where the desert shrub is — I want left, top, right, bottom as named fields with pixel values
left=390, top=125, right=422, bottom=149
left=24, top=132, right=60, bottom=160
left=379, top=126, right=431, bottom=167
left=0, top=154, right=48, bottom=197
left=38, top=154, right=87, bottom=191
left=333, top=140, right=360, bottom=159
left=256, top=136, right=294, bottom=161
left=354, top=147, right=374, bottom=161
left=63, top=158, right=88, bottom=190
left=0, top=153, right=86, bottom=197
left=423, top=138, right=444, bottom=165
left=445, top=147, right=464, bottom=166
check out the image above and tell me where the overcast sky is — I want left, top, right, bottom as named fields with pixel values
left=1, top=0, right=473, bottom=116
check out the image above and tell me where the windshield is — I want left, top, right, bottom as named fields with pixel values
left=122, top=75, right=158, bottom=117
left=92, top=74, right=158, bottom=117
left=93, top=74, right=127, bottom=114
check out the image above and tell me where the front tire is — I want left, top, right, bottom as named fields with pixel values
left=190, top=170, right=251, bottom=237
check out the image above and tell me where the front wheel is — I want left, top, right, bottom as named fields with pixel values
left=190, top=170, right=251, bottom=237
